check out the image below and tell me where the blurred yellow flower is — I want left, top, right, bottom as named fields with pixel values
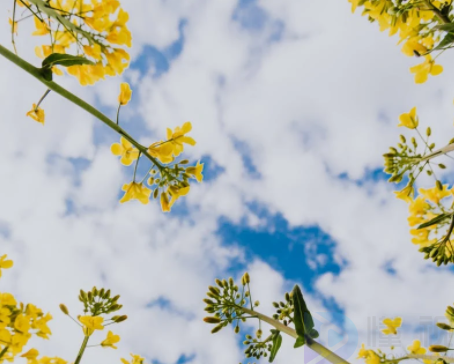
left=26, top=104, right=45, bottom=125
left=111, top=137, right=140, bottom=166
left=119, top=82, right=132, bottom=105
left=408, top=339, right=426, bottom=355
left=410, top=56, right=443, bottom=84
left=186, top=161, right=204, bottom=182
left=398, top=107, right=418, bottom=129
left=120, top=182, right=151, bottom=205
left=79, top=315, right=104, bottom=336
left=0, top=255, right=13, bottom=278
left=382, top=317, right=402, bottom=335
left=166, top=122, right=196, bottom=156
left=101, top=330, right=120, bottom=349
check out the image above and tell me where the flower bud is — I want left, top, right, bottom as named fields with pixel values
left=204, top=316, right=222, bottom=324
left=59, top=304, right=69, bottom=315
left=437, top=322, right=452, bottom=331
left=429, top=345, right=449, bottom=353
left=114, top=315, right=128, bottom=323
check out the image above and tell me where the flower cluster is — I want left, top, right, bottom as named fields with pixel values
left=13, top=0, right=131, bottom=85
left=384, top=106, right=449, bottom=203
left=0, top=255, right=53, bottom=362
left=349, top=0, right=450, bottom=83
left=110, top=83, right=203, bottom=211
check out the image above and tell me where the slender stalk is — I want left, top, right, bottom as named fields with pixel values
left=240, top=307, right=351, bottom=364
left=0, top=42, right=165, bottom=173
left=420, top=143, right=454, bottom=162
left=0, top=346, right=9, bottom=360
left=35, top=88, right=51, bottom=110
left=423, top=0, right=451, bottom=24
left=409, top=354, right=454, bottom=363
left=74, top=335, right=89, bottom=364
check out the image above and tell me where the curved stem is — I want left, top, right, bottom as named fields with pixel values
left=240, top=307, right=351, bottom=364
left=423, top=0, right=451, bottom=24
left=0, top=42, right=165, bottom=173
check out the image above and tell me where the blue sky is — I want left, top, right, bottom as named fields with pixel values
left=2, top=1, right=454, bottom=364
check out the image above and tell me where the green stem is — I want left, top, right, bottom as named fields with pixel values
left=0, top=42, right=165, bottom=173
left=409, top=354, right=454, bottom=363
left=74, top=335, right=89, bottom=364
left=423, top=0, right=450, bottom=24
left=240, top=307, right=350, bottom=364
left=35, top=88, right=51, bottom=110
left=0, top=346, right=9, bottom=360
left=116, top=104, right=121, bottom=125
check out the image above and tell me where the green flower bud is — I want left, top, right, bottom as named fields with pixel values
left=429, top=345, right=449, bottom=353
left=436, top=322, right=452, bottom=331
left=59, top=304, right=69, bottom=315
left=204, top=316, right=222, bottom=324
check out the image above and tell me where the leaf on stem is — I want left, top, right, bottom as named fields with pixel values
left=269, top=332, right=282, bottom=362
left=417, top=213, right=452, bottom=229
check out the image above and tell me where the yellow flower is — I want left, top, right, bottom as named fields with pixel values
left=410, top=55, right=443, bottom=84
left=79, top=315, right=104, bottom=336
left=186, top=161, right=204, bottom=182
left=419, top=184, right=451, bottom=204
left=101, top=330, right=120, bottom=349
left=148, top=141, right=174, bottom=164
left=166, top=122, right=196, bottom=156
left=160, top=191, right=171, bottom=212
left=394, top=184, right=414, bottom=203
left=111, top=137, right=140, bottom=166
left=168, top=185, right=190, bottom=209
left=33, top=313, right=52, bottom=339
left=0, top=255, right=13, bottom=278
left=401, top=39, right=428, bottom=57
left=121, top=354, right=145, bottom=364
left=0, top=293, right=17, bottom=306
left=21, top=348, right=39, bottom=364
left=382, top=317, right=402, bottom=335
left=32, top=16, right=49, bottom=36
left=118, top=82, right=132, bottom=105
left=120, top=182, right=151, bottom=205
left=26, top=104, right=45, bottom=125
left=408, top=340, right=427, bottom=355
left=14, top=314, right=31, bottom=334
left=365, top=351, right=380, bottom=364
left=357, top=343, right=368, bottom=359
left=398, top=107, right=418, bottom=129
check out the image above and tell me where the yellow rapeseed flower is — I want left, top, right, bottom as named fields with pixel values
left=111, top=137, right=140, bottom=166
left=101, top=330, right=120, bottom=349
left=166, top=122, right=196, bottom=156
left=398, top=107, right=418, bottom=129
left=408, top=339, right=427, bottom=355
left=121, top=354, right=145, bottom=364
left=26, top=104, right=45, bottom=125
left=21, top=348, right=39, bottom=364
left=118, top=82, right=132, bottom=105
left=168, top=185, right=190, bottom=209
left=419, top=184, right=451, bottom=205
left=0, top=293, right=17, bottom=306
left=410, top=55, right=443, bottom=84
left=32, top=17, right=49, bottom=36
left=79, top=315, right=104, bottom=336
left=120, top=182, right=151, bottom=205
left=160, top=191, right=171, bottom=212
left=148, top=141, right=174, bottom=164
left=186, top=161, right=204, bottom=182
left=0, top=255, right=13, bottom=278
left=382, top=317, right=402, bottom=335
left=394, top=184, right=414, bottom=203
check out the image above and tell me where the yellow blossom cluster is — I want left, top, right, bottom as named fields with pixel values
left=14, top=0, right=131, bottom=85
left=0, top=255, right=53, bottom=362
left=110, top=83, right=204, bottom=211
left=407, top=184, right=453, bottom=246
left=349, top=0, right=449, bottom=83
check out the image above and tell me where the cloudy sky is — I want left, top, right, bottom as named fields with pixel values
left=2, top=1, right=454, bottom=364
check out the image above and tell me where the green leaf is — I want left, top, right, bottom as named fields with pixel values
left=434, top=32, right=454, bottom=51
left=269, top=333, right=282, bottom=362
left=292, top=284, right=308, bottom=338
left=294, top=335, right=306, bottom=348
left=40, top=67, right=53, bottom=82
left=434, top=23, right=454, bottom=32
left=42, top=53, right=94, bottom=69
left=417, top=213, right=452, bottom=230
